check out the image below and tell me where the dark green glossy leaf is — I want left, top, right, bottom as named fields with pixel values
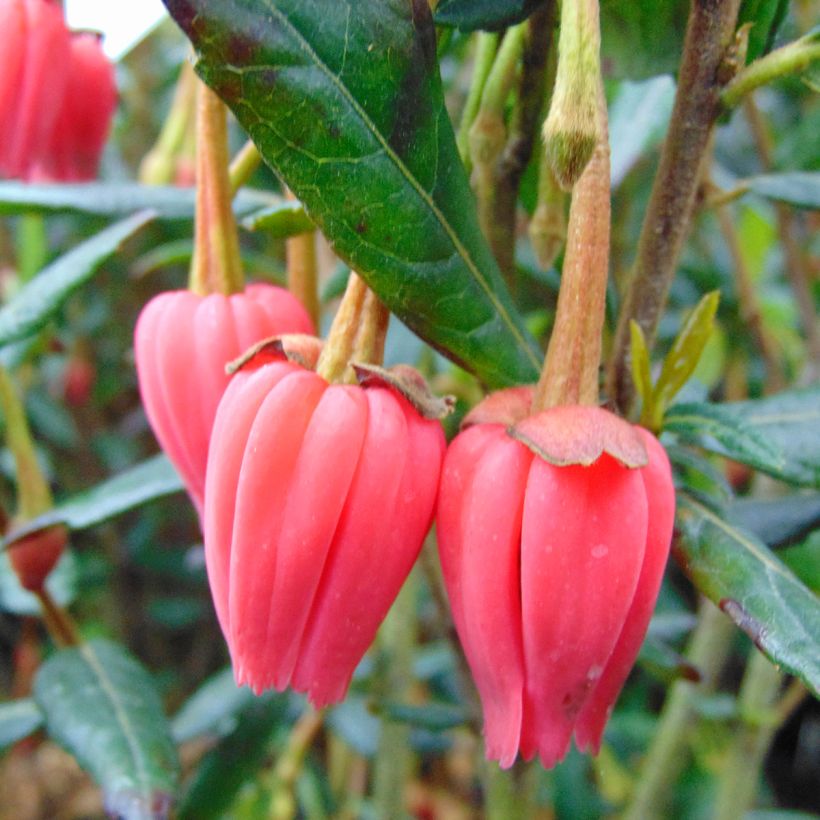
left=178, top=692, right=287, bottom=820
left=434, top=0, right=545, bottom=31
left=599, top=0, right=689, bottom=80
left=164, top=0, right=542, bottom=388
left=730, top=494, right=820, bottom=548
left=0, top=181, right=281, bottom=221
left=738, top=0, right=790, bottom=62
left=171, top=667, right=255, bottom=744
left=34, top=639, right=180, bottom=819
left=0, top=698, right=43, bottom=748
left=675, top=494, right=820, bottom=697
left=745, top=172, right=820, bottom=209
left=0, top=212, right=154, bottom=348
left=665, top=386, right=820, bottom=488
left=2, top=455, right=184, bottom=549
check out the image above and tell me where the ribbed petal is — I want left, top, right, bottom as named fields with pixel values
left=203, top=361, right=298, bottom=638
left=293, top=390, right=443, bottom=705
left=520, top=456, right=648, bottom=768
left=574, top=430, right=675, bottom=752
left=259, top=384, right=368, bottom=691
left=246, top=283, right=314, bottom=335
left=228, top=369, right=326, bottom=691
left=438, top=425, right=530, bottom=768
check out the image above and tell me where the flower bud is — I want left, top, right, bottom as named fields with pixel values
left=134, top=284, right=314, bottom=513
left=204, top=358, right=445, bottom=706
left=7, top=524, right=68, bottom=593
left=437, top=392, right=675, bottom=768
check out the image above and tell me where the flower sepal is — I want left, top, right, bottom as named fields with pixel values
left=351, top=363, right=454, bottom=421
left=227, top=333, right=324, bottom=375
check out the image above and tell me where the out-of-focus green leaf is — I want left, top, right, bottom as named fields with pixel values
left=240, top=201, right=315, bottom=237
left=609, top=75, right=676, bottom=189
left=326, top=696, right=380, bottom=758
left=434, top=0, right=545, bottom=31
left=0, top=182, right=281, bottom=221
left=637, top=636, right=701, bottom=684
left=745, top=172, right=820, bottom=209
left=779, top=532, right=820, bottom=595
left=34, top=639, right=180, bottom=820
left=730, top=494, right=820, bottom=548
left=652, top=291, right=720, bottom=425
left=379, top=700, right=467, bottom=732
left=171, top=668, right=255, bottom=744
left=0, top=550, right=78, bottom=615
left=630, top=320, right=654, bottom=428
left=0, top=212, right=154, bottom=348
left=178, top=693, right=287, bottom=820
left=665, top=442, right=733, bottom=510
left=0, top=698, right=43, bottom=748
left=2, top=455, right=184, bottom=548
left=164, top=0, right=542, bottom=388
left=665, top=386, right=820, bottom=488
left=675, top=494, right=820, bottom=697
left=738, top=0, right=790, bottom=62
left=599, top=0, right=689, bottom=80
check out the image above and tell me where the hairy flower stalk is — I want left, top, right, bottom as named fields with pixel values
left=204, top=272, right=447, bottom=705
left=437, top=16, right=675, bottom=768
left=135, top=83, right=313, bottom=512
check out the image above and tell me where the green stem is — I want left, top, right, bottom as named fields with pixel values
left=622, top=599, right=735, bottom=820
left=229, top=139, right=262, bottom=194
left=315, top=273, right=369, bottom=383
left=713, top=651, right=784, bottom=820
left=285, top=225, right=320, bottom=330
left=372, top=570, right=417, bottom=819
left=605, top=0, right=742, bottom=413
left=456, top=32, right=500, bottom=170
left=17, top=214, right=47, bottom=282
left=721, top=35, right=820, bottom=109
left=188, top=83, right=245, bottom=296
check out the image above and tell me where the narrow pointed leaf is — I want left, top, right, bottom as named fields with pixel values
left=434, top=0, right=545, bottom=31
left=0, top=698, right=44, bottom=748
left=0, top=181, right=284, bottom=221
left=675, top=494, right=820, bottom=697
left=730, top=494, right=820, bottom=548
left=33, top=639, right=180, bottom=819
left=738, top=0, right=790, bottom=62
left=629, top=320, right=654, bottom=427
left=0, top=212, right=154, bottom=347
left=2, top=455, right=184, bottom=549
left=665, top=386, right=820, bottom=488
left=163, top=0, right=542, bottom=388
left=744, top=172, right=820, bottom=210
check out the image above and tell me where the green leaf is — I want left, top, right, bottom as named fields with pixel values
left=33, top=639, right=180, bottom=819
left=0, top=698, right=44, bottom=748
left=666, top=387, right=820, bottom=488
left=730, top=494, right=820, bottom=548
left=0, top=212, right=154, bottom=348
left=745, top=172, right=820, bottom=209
left=675, top=494, right=820, bottom=698
left=652, top=291, right=720, bottom=421
left=379, top=700, right=467, bottom=731
left=2, top=455, right=184, bottom=548
left=599, top=0, right=689, bottom=80
left=434, top=0, right=545, bottom=31
left=0, top=181, right=282, bottom=221
left=738, top=0, right=790, bottom=62
left=239, top=200, right=315, bottom=237
left=164, top=0, right=542, bottom=388
left=629, top=320, right=654, bottom=428
left=779, top=533, right=820, bottom=595
left=178, top=693, right=287, bottom=820
left=171, top=668, right=255, bottom=744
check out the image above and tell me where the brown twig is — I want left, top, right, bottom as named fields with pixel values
left=606, top=0, right=743, bottom=413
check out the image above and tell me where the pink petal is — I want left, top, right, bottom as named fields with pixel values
left=246, top=282, right=315, bottom=335
left=520, top=455, right=648, bottom=768
left=574, top=430, right=675, bottom=752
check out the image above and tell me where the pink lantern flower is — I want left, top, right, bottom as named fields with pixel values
left=32, top=31, right=117, bottom=182
left=134, top=284, right=314, bottom=513
left=0, top=0, right=70, bottom=179
left=436, top=388, right=675, bottom=769
left=203, top=354, right=446, bottom=706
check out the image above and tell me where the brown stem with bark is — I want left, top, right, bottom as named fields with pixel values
left=532, top=83, right=609, bottom=412
left=606, top=0, right=742, bottom=412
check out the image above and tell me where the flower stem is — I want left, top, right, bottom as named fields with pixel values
left=606, top=0, right=742, bottom=413
left=229, top=139, right=262, bottom=193
left=285, top=211, right=320, bottom=330
left=532, top=80, right=609, bottom=412
left=457, top=32, right=500, bottom=170
left=623, top=599, right=735, bottom=820
left=36, top=588, right=80, bottom=648
left=721, top=33, right=820, bottom=110
left=188, top=83, right=245, bottom=296
left=315, top=273, right=369, bottom=383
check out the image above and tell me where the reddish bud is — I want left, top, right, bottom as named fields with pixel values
left=32, top=31, right=117, bottom=182
left=7, top=524, right=68, bottom=592
left=62, top=354, right=95, bottom=406
left=204, top=360, right=445, bottom=706
left=134, top=284, right=314, bottom=513
left=0, top=0, right=70, bottom=179
left=436, top=401, right=675, bottom=768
